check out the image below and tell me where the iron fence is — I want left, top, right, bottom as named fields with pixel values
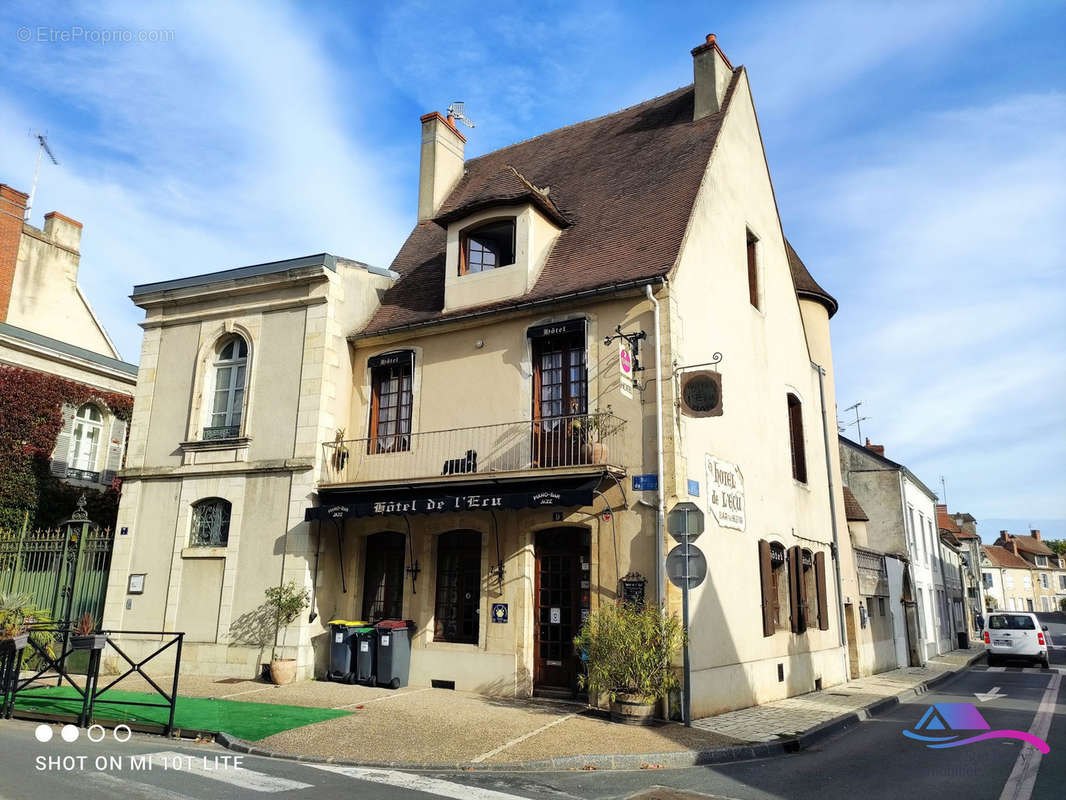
left=321, top=411, right=626, bottom=485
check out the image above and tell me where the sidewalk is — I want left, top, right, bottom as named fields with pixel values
left=692, top=646, right=985, bottom=743
left=11, top=645, right=983, bottom=769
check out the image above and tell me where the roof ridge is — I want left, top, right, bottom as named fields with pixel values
left=463, top=80, right=721, bottom=167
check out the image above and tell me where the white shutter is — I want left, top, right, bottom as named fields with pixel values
left=50, top=404, right=76, bottom=477
left=101, top=416, right=127, bottom=485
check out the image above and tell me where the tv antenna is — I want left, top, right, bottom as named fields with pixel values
left=939, top=475, right=947, bottom=505
left=446, top=102, right=476, bottom=129
left=839, top=401, right=869, bottom=442
left=26, top=132, right=59, bottom=221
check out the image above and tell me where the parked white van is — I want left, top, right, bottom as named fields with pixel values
left=983, top=612, right=1050, bottom=668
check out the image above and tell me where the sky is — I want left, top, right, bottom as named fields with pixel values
left=0, top=1, right=1063, bottom=540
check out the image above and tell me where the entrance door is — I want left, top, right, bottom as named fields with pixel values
left=362, top=532, right=405, bottom=623
left=844, top=603, right=860, bottom=679
left=534, top=528, right=590, bottom=695
left=532, top=330, right=587, bottom=467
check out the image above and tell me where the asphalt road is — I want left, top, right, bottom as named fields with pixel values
left=0, top=619, right=1063, bottom=800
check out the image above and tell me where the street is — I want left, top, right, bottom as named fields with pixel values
left=1, top=618, right=1063, bottom=800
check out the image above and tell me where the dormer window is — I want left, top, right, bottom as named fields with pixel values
left=460, top=219, right=515, bottom=275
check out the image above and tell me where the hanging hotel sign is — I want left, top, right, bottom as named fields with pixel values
left=305, top=486, right=594, bottom=521
left=618, top=342, right=634, bottom=400
left=680, top=371, right=723, bottom=417
left=705, top=455, right=745, bottom=531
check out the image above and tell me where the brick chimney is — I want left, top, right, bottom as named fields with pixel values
left=936, top=504, right=947, bottom=514
left=417, top=111, right=466, bottom=222
left=864, top=437, right=885, bottom=457
left=0, top=184, right=28, bottom=322
left=692, top=34, right=733, bottom=121
left=1031, top=529, right=1042, bottom=541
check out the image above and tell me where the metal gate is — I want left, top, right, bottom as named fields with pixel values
left=0, top=496, right=114, bottom=623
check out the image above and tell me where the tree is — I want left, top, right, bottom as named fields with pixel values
left=1044, top=539, right=1066, bottom=557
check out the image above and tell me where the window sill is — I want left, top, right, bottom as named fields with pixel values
left=181, top=546, right=228, bottom=559
left=422, top=639, right=481, bottom=652
left=181, top=437, right=252, bottom=452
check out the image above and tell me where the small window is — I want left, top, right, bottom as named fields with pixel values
left=207, top=336, right=248, bottom=439
left=983, top=572, right=994, bottom=589
left=368, top=353, right=413, bottom=454
left=786, top=393, right=807, bottom=483
left=802, top=549, right=817, bottom=629
left=1059, top=575, right=1066, bottom=590
left=746, top=229, right=759, bottom=309
left=190, top=498, right=231, bottom=547
left=878, top=597, right=886, bottom=616
left=69, top=403, right=104, bottom=472
left=1040, top=573, right=1050, bottom=589
left=460, top=219, right=515, bottom=275
left=434, top=531, right=481, bottom=644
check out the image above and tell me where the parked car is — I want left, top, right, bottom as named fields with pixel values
left=983, top=612, right=1050, bottom=668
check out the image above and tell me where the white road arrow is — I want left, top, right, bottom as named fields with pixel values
left=975, top=686, right=1005, bottom=702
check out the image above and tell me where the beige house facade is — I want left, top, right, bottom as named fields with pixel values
left=0, top=183, right=136, bottom=491
left=103, top=35, right=863, bottom=717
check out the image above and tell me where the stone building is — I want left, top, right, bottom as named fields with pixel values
left=992, top=530, right=1063, bottom=613
left=0, top=182, right=136, bottom=492
left=981, top=543, right=1038, bottom=613
left=104, top=35, right=862, bottom=717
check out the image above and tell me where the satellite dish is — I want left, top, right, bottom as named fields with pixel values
left=447, top=102, right=476, bottom=128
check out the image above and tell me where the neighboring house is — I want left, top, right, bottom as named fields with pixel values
left=938, top=505, right=984, bottom=634
left=993, top=530, right=1063, bottom=613
left=0, top=183, right=137, bottom=495
left=839, top=436, right=944, bottom=662
left=938, top=531, right=967, bottom=648
left=981, top=544, right=1037, bottom=612
left=842, top=486, right=905, bottom=676
left=104, top=34, right=862, bottom=718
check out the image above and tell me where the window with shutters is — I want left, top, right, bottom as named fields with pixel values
left=368, top=353, right=413, bottom=454
left=770, top=542, right=788, bottom=632
left=746, top=229, right=760, bottom=309
left=190, top=498, right=231, bottom=547
left=786, top=393, right=807, bottom=483
left=802, top=549, right=817, bottom=629
left=433, top=531, right=481, bottom=644
left=205, top=336, right=248, bottom=440
left=69, top=403, right=103, bottom=473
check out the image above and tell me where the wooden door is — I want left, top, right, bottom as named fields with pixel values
left=534, top=529, right=589, bottom=694
left=532, top=332, right=587, bottom=467
left=362, top=532, right=405, bottom=623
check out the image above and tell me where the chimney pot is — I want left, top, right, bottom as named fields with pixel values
left=1031, top=529, right=1041, bottom=540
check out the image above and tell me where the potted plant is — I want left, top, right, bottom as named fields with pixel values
left=70, top=612, right=107, bottom=651
left=264, top=580, right=310, bottom=685
left=0, top=622, right=28, bottom=654
left=572, top=405, right=612, bottom=464
left=574, top=602, right=684, bottom=725
left=0, top=592, right=36, bottom=653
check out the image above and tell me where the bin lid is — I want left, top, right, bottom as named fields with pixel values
left=354, top=626, right=376, bottom=634
left=327, top=619, right=367, bottom=627
left=374, top=619, right=413, bottom=630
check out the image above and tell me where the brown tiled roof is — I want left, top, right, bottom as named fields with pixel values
left=982, top=545, right=1032, bottom=570
left=434, top=166, right=568, bottom=228
left=785, top=240, right=837, bottom=318
left=995, top=533, right=1054, bottom=557
left=937, top=509, right=960, bottom=533
left=842, top=486, right=869, bottom=521
left=361, top=77, right=749, bottom=336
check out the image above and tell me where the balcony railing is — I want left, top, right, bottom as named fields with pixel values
left=321, top=412, right=626, bottom=486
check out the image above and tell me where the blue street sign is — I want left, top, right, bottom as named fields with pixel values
left=633, top=474, right=658, bottom=491
left=687, top=479, right=700, bottom=497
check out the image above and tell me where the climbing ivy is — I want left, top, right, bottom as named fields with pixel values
left=0, top=365, right=133, bottom=529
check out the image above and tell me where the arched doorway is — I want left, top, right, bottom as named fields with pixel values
left=362, top=532, right=405, bottom=623
left=534, top=527, right=590, bottom=697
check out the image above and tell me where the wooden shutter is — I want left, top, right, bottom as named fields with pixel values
left=788, top=546, right=803, bottom=633
left=815, top=551, right=830, bottom=630
left=758, top=540, right=775, bottom=637
left=50, top=404, right=76, bottom=477
left=747, top=231, right=759, bottom=308
left=101, top=415, right=127, bottom=485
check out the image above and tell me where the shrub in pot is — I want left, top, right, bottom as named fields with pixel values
left=0, top=592, right=54, bottom=655
left=71, top=612, right=107, bottom=651
left=264, top=580, right=310, bottom=685
left=574, top=601, right=684, bottom=725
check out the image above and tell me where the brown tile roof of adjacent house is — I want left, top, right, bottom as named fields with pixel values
left=996, top=533, right=1054, bottom=557
left=358, top=72, right=837, bottom=338
left=784, top=240, right=837, bottom=318
left=842, top=486, right=869, bottom=521
left=982, top=545, right=1032, bottom=570
left=937, top=509, right=961, bottom=534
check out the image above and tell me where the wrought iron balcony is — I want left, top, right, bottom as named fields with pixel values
left=320, top=412, right=626, bottom=486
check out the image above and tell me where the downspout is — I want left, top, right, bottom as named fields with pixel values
left=812, top=362, right=846, bottom=648
left=646, top=284, right=666, bottom=609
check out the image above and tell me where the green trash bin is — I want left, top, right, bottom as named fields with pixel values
left=353, top=626, right=377, bottom=685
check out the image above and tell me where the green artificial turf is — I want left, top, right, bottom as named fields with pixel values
left=13, top=685, right=351, bottom=741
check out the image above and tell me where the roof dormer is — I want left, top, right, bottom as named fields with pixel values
left=435, top=166, right=567, bottom=313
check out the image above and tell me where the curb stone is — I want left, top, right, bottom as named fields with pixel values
left=214, top=650, right=985, bottom=772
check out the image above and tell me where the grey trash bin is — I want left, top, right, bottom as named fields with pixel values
left=326, top=620, right=367, bottom=683
left=374, top=619, right=413, bottom=689
left=353, top=626, right=377, bottom=685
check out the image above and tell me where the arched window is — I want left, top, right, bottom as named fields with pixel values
left=460, top=219, right=515, bottom=274
left=190, top=498, right=231, bottom=547
left=69, top=403, right=104, bottom=473
left=207, top=336, right=248, bottom=439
